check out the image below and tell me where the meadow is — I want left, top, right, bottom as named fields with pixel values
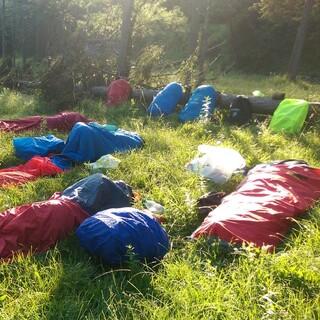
left=0, top=74, right=320, bottom=319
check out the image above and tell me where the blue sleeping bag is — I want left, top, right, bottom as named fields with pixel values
left=13, top=135, right=65, bottom=160
left=179, top=85, right=217, bottom=122
left=148, top=82, right=183, bottom=116
left=61, top=173, right=133, bottom=215
left=59, top=122, right=143, bottom=163
left=76, top=207, right=170, bottom=265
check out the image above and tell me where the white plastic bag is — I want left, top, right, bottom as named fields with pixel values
left=186, top=145, right=246, bottom=184
left=144, top=200, right=165, bottom=214
left=86, top=154, right=121, bottom=171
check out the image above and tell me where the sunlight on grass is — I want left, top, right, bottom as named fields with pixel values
left=0, top=75, right=320, bottom=319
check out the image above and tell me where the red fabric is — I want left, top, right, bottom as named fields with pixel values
left=192, top=162, right=320, bottom=250
left=0, top=112, right=89, bottom=133
left=0, top=116, right=42, bottom=132
left=0, top=193, right=89, bottom=259
left=0, top=156, right=63, bottom=188
left=106, top=79, right=132, bottom=106
left=45, top=112, right=89, bottom=131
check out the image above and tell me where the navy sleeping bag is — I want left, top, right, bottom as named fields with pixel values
left=62, top=173, right=133, bottom=215
left=179, top=85, right=217, bottom=122
left=76, top=207, right=169, bottom=265
left=13, top=135, right=65, bottom=160
left=148, top=82, right=183, bottom=116
left=59, top=122, right=143, bottom=163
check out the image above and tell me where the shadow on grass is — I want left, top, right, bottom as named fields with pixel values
left=41, top=236, right=159, bottom=320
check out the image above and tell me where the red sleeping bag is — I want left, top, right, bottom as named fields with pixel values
left=0, top=112, right=89, bottom=133
left=45, top=112, right=90, bottom=131
left=0, top=156, right=63, bottom=188
left=0, top=115, right=42, bottom=132
left=106, top=79, right=132, bottom=106
left=0, top=193, right=89, bottom=259
left=192, top=161, right=320, bottom=250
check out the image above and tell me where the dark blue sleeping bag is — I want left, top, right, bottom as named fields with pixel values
left=13, top=135, right=65, bottom=160
left=179, top=85, right=217, bottom=122
left=61, top=173, right=133, bottom=215
left=59, top=122, right=143, bottom=163
left=76, top=207, right=170, bottom=265
left=148, top=82, right=183, bottom=116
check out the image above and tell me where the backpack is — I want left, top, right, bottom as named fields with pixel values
left=227, top=95, right=252, bottom=126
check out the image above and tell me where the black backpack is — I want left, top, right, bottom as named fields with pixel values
left=227, top=95, right=252, bottom=126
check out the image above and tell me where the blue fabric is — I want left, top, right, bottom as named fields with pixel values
left=13, top=135, right=65, bottom=161
left=148, top=82, right=183, bottom=116
left=76, top=207, right=169, bottom=265
left=60, top=122, right=143, bottom=163
left=62, top=173, right=133, bottom=215
left=50, top=155, right=73, bottom=170
left=179, top=85, right=217, bottom=122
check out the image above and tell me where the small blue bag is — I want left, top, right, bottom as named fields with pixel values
left=148, top=82, right=183, bottom=116
left=76, top=207, right=169, bottom=265
left=179, top=85, right=217, bottom=122
left=13, top=135, right=65, bottom=160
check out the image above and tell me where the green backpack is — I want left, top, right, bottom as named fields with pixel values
left=269, top=99, right=309, bottom=134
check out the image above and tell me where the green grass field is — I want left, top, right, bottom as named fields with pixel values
left=1, top=74, right=320, bottom=319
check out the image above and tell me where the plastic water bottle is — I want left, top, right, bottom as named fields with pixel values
left=144, top=200, right=165, bottom=214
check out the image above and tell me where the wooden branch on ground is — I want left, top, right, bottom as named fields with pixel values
left=91, top=86, right=320, bottom=115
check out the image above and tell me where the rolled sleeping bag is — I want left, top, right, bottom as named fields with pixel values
left=147, top=82, right=184, bottom=116
left=76, top=207, right=170, bottom=265
left=179, top=85, right=217, bottom=122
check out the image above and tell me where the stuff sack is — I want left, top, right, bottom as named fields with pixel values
left=13, top=135, right=65, bottom=160
left=227, top=96, right=252, bottom=126
left=192, top=161, right=320, bottom=250
left=179, top=85, right=217, bottom=122
left=148, top=82, right=183, bottom=116
left=186, top=145, right=246, bottom=184
left=269, top=99, right=309, bottom=134
left=0, top=156, right=63, bottom=188
left=60, top=122, right=144, bottom=163
left=0, top=194, right=89, bottom=259
left=62, top=173, right=133, bottom=215
left=76, top=207, right=169, bottom=265
left=106, top=79, right=132, bottom=106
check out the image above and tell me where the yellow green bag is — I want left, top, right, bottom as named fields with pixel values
left=269, top=99, right=309, bottom=134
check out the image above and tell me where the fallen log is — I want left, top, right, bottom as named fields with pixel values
left=91, top=86, right=320, bottom=115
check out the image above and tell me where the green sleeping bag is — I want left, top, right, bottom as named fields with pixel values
left=269, top=99, right=309, bottom=134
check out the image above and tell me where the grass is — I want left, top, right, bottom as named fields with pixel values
left=1, top=73, right=320, bottom=319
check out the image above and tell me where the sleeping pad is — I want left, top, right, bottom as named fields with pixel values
left=0, top=174, right=133, bottom=260
left=0, top=112, right=89, bottom=133
left=192, top=161, right=320, bottom=250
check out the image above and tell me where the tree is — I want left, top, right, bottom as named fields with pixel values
left=288, top=0, right=315, bottom=80
left=1, top=0, right=6, bottom=58
left=117, top=0, right=135, bottom=77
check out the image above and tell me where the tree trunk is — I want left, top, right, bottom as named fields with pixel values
left=1, top=0, right=6, bottom=58
left=197, top=0, right=210, bottom=85
left=187, top=1, right=201, bottom=55
left=288, top=0, right=314, bottom=81
left=117, top=0, right=135, bottom=78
